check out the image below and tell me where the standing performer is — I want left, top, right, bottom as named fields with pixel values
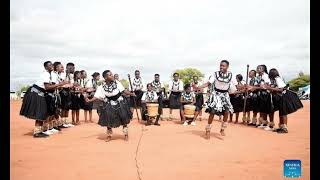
left=255, top=65, right=273, bottom=129
left=168, top=73, right=184, bottom=120
left=85, top=70, right=135, bottom=142
left=59, top=62, right=75, bottom=127
left=114, top=73, right=120, bottom=81
left=196, top=60, right=235, bottom=138
left=70, top=71, right=82, bottom=125
left=191, top=76, right=204, bottom=121
left=79, top=70, right=94, bottom=123
left=141, top=83, right=161, bottom=126
left=129, top=70, right=146, bottom=113
left=20, top=61, right=67, bottom=138
left=151, top=74, right=164, bottom=119
left=229, top=74, right=245, bottom=124
left=180, top=84, right=196, bottom=126
left=91, top=72, right=102, bottom=117
left=264, top=68, right=303, bottom=133
left=53, top=62, right=70, bottom=129
left=247, top=70, right=260, bottom=126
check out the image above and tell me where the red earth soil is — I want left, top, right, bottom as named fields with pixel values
left=10, top=100, right=310, bottom=180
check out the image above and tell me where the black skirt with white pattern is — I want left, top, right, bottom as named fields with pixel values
left=203, top=89, right=234, bottom=115
left=98, top=96, right=132, bottom=128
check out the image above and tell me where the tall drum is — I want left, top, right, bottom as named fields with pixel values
left=184, top=104, right=196, bottom=118
left=146, top=103, right=159, bottom=118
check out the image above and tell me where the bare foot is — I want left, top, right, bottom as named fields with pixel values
left=124, top=135, right=129, bottom=141
left=205, top=130, right=210, bottom=139
left=89, top=120, right=94, bottom=123
left=220, top=130, right=226, bottom=136
left=105, top=136, right=112, bottom=142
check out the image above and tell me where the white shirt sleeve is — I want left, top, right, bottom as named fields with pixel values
left=262, top=74, right=271, bottom=84
left=43, top=72, right=52, bottom=84
left=141, top=92, right=146, bottom=101
left=116, top=80, right=125, bottom=92
left=94, top=86, right=105, bottom=99
left=275, top=77, right=286, bottom=88
left=208, top=75, right=215, bottom=84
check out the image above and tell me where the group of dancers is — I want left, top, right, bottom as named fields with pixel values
left=20, top=60, right=303, bottom=141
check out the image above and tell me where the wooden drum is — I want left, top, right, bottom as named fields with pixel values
left=146, top=103, right=159, bottom=117
left=184, top=104, right=196, bottom=118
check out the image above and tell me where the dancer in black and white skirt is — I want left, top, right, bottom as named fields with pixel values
left=196, top=60, right=235, bottom=138
left=85, top=70, right=134, bottom=142
left=168, top=72, right=184, bottom=120
left=180, top=84, right=196, bottom=126
left=264, top=68, right=303, bottom=133
left=191, top=75, right=204, bottom=121
left=129, top=70, right=146, bottom=112
left=229, top=74, right=245, bottom=124
left=247, top=70, right=260, bottom=126
left=151, top=74, right=164, bottom=119
left=141, top=83, right=161, bottom=126
left=20, top=61, right=68, bottom=138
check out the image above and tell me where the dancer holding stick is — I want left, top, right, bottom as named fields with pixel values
left=128, top=74, right=141, bottom=121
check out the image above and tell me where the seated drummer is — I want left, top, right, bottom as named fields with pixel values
left=180, top=84, right=196, bottom=126
left=141, top=83, right=161, bottom=126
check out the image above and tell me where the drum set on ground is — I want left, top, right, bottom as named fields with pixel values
left=143, top=103, right=198, bottom=126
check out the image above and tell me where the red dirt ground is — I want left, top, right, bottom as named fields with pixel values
left=10, top=100, right=310, bottom=180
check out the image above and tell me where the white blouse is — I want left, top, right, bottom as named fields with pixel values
left=35, top=71, right=56, bottom=89
left=168, top=80, right=184, bottom=91
left=208, top=71, right=233, bottom=91
left=271, top=77, right=286, bottom=88
left=130, top=77, right=146, bottom=91
left=151, top=80, right=164, bottom=93
left=181, top=92, right=195, bottom=102
left=257, top=73, right=271, bottom=85
left=141, top=91, right=158, bottom=101
left=94, top=80, right=125, bottom=99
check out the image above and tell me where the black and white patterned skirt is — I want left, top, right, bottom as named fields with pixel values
left=98, top=96, right=133, bottom=128
left=169, top=92, right=182, bottom=109
left=203, top=90, right=234, bottom=115
left=20, top=84, right=49, bottom=121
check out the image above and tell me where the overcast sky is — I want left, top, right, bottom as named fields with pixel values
left=10, top=0, right=310, bottom=91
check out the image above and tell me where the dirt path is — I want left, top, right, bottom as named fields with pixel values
left=10, top=100, right=310, bottom=180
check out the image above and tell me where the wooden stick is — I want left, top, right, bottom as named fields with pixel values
left=242, top=64, right=250, bottom=123
left=128, top=74, right=140, bottom=121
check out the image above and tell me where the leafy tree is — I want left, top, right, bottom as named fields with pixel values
left=16, top=85, right=30, bottom=96
left=172, top=68, right=205, bottom=85
left=288, top=74, right=310, bottom=92
left=120, top=79, right=129, bottom=89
